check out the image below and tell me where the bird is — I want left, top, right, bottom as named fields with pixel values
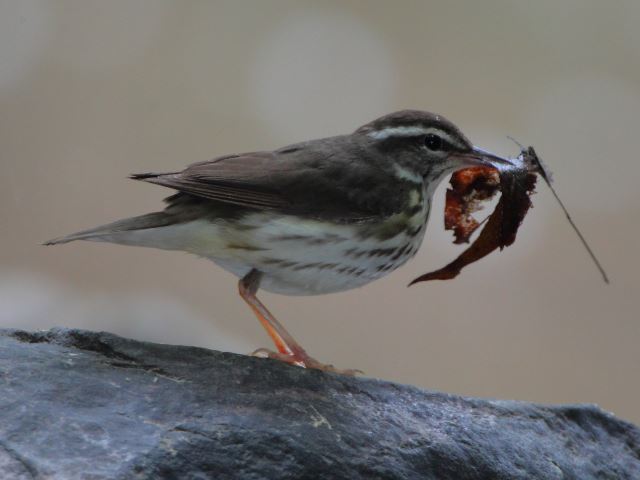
left=45, top=110, right=510, bottom=374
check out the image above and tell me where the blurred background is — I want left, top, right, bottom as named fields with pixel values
left=1, top=0, right=639, bottom=423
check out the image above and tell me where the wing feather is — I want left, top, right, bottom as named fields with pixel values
left=131, top=140, right=413, bottom=222
left=132, top=152, right=292, bottom=210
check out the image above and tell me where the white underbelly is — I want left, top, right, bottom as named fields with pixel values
left=100, top=206, right=429, bottom=296
left=208, top=208, right=428, bottom=295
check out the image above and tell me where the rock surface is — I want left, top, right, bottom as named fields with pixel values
left=0, top=328, right=639, bottom=480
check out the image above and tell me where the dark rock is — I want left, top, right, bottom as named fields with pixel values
left=0, top=328, right=638, bottom=480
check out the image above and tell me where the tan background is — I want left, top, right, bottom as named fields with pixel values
left=1, top=1, right=639, bottom=424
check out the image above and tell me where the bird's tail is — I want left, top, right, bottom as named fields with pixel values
left=43, top=212, right=175, bottom=246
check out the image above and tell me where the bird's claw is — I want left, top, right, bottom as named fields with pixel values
left=250, top=348, right=363, bottom=376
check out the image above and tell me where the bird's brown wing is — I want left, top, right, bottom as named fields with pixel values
left=131, top=152, right=291, bottom=210
left=131, top=139, right=413, bottom=222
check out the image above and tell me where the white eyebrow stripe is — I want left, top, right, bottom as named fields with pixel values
left=367, top=126, right=466, bottom=150
left=367, top=126, right=429, bottom=140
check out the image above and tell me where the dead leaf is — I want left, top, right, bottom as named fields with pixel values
left=445, top=166, right=500, bottom=244
left=409, top=148, right=539, bottom=285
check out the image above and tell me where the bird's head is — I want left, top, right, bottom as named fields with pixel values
left=356, top=110, right=510, bottom=185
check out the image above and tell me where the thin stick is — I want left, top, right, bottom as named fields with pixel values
left=542, top=177, right=609, bottom=284
left=525, top=147, right=609, bottom=284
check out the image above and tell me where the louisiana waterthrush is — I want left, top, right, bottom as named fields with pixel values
left=46, top=110, right=510, bottom=374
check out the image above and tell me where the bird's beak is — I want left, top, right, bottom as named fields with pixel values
left=451, top=146, right=513, bottom=168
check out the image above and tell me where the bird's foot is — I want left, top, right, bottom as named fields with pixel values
left=251, top=348, right=363, bottom=376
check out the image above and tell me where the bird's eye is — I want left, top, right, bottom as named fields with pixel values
left=424, top=134, right=443, bottom=151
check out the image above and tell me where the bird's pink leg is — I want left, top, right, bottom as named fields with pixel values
left=238, top=270, right=361, bottom=375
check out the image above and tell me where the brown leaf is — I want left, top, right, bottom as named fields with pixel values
left=445, top=166, right=500, bottom=244
left=409, top=148, right=539, bottom=285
